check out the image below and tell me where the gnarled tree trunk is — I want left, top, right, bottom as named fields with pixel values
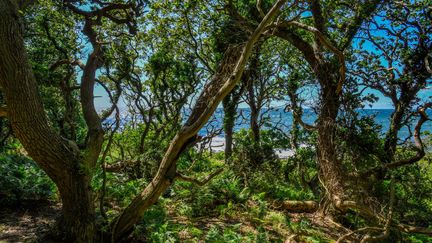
left=57, top=173, right=95, bottom=242
left=0, top=1, right=96, bottom=241
left=316, top=65, right=346, bottom=208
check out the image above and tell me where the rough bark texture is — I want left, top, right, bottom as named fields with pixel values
left=0, top=1, right=95, bottom=241
left=316, top=66, right=345, bottom=206
left=271, top=1, right=383, bottom=210
left=273, top=28, right=347, bottom=207
left=0, top=105, right=7, bottom=118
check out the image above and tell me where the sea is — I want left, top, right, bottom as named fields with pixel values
left=198, top=108, right=432, bottom=140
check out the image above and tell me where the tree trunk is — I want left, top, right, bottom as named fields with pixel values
left=316, top=68, right=345, bottom=208
left=246, top=49, right=261, bottom=145
left=222, top=84, right=245, bottom=160
left=222, top=94, right=236, bottom=159
left=0, top=2, right=96, bottom=241
left=57, top=173, right=95, bottom=242
left=249, top=100, right=261, bottom=143
left=384, top=103, right=406, bottom=161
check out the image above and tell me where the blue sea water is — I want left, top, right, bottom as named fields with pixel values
left=199, top=108, right=432, bottom=140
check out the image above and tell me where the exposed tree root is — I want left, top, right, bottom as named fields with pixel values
left=273, top=197, right=432, bottom=241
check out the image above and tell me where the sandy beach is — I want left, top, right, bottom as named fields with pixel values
left=199, top=136, right=296, bottom=159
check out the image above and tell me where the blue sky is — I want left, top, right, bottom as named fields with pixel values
left=90, top=4, right=432, bottom=112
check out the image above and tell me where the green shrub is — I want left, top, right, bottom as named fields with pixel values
left=0, top=154, right=56, bottom=205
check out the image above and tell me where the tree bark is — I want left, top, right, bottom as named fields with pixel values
left=223, top=103, right=235, bottom=158
left=112, top=44, right=247, bottom=242
left=0, top=1, right=96, bottom=241
left=246, top=49, right=261, bottom=144
left=315, top=65, right=346, bottom=208
left=223, top=93, right=236, bottom=159
left=383, top=103, right=406, bottom=161
left=57, top=173, right=95, bottom=242
left=223, top=84, right=244, bottom=160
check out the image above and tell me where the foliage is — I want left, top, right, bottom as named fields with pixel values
left=0, top=0, right=431, bottom=242
left=0, top=153, right=56, bottom=205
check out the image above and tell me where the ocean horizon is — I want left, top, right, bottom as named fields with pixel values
left=198, top=108, right=432, bottom=140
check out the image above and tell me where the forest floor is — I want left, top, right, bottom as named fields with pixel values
left=0, top=200, right=60, bottom=243
left=0, top=199, right=357, bottom=242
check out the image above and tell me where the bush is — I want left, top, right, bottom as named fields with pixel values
left=0, top=154, right=56, bottom=205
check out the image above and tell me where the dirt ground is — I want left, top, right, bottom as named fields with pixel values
left=0, top=200, right=60, bottom=243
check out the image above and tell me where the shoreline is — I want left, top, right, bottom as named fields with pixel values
left=198, top=136, right=296, bottom=159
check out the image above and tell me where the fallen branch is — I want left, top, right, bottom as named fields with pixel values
left=396, top=223, right=432, bottom=236
left=272, top=200, right=318, bottom=213
left=340, top=200, right=432, bottom=237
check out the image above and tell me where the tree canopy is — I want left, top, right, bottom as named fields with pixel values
left=0, top=0, right=431, bottom=242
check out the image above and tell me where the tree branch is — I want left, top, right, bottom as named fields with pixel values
left=288, top=21, right=346, bottom=95
left=340, top=0, right=383, bottom=50
left=361, top=103, right=431, bottom=176
left=384, top=103, right=430, bottom=169
left=274, top=28, right=318, bottom=67
left=176, top=168, right=224, bottom=186
left=309, top=0, right=327, bottom=34
left=256, top=0, right=265, bottom=18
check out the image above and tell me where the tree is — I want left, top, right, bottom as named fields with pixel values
left=0, top=0, right=288, bottom=241
left=354, top=0, right=432, bottom=172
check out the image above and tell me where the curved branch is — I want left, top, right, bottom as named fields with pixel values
left=96, top=78, right=122, bottom=122
left=176, top=168, right=223, bottom=187
left=289, top=21, right=346, bottom=95
left=292, top=110, right=317, bottom=131
left=256, top=0, right=265, bottom=18
left=384, top=104, right=430, bottom=168
left=49, top=59, right=85, bottom=71
left=274, top=28, right=318, bottom=67
left=0, top=0, right=80, bottom=179
left=361, top=103, right=431, bottom=177
left=65, top=1, right=137, bottom=168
